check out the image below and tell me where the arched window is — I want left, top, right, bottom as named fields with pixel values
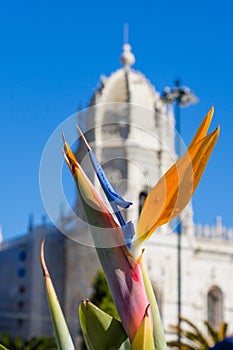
left=207, top=286, right=223, bottom=329
left=139, top=192, right=147, bottom=215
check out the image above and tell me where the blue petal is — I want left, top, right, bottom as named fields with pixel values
left=77, top=126, right=132, bottom=209
left=89, top=150, right=132, bottom=209
left=122, top=221, right=135, bottom=249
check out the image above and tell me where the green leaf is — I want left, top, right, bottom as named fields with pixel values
left=142, top=263, right=167, bottom=349
left=40, top=239, right=75, bottom=350
left=79, top=300, right=130, bottom=350
left=204, top=320, right=219, bottom=343
left=217, top=322, right=228, bottom=340
left=180, top=317, right=210, bottom=347
left=167, top=340, right=195, bottom=350
left=168, top=316, right=212, bottom=349
left=0, top=344, right=10, bottom=350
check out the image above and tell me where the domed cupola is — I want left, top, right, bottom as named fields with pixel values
left=77, top=44, right=178, bottom=226
left=92, top=43, right=163, bottom=111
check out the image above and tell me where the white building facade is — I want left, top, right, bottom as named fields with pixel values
left=74, top=43, right=233, bottom=339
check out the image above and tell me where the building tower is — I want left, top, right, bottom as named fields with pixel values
left=76, top=43, right=194, bottom=234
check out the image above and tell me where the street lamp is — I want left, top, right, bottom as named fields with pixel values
left=161, top=80, right=198, bottom=344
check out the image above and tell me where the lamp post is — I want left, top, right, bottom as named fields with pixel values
left=161, top=80, right=197, bottom=345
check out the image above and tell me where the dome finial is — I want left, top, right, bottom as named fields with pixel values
left=124, top=23, right=129, bottom=45
left=120, top=23, right=135, bottom=68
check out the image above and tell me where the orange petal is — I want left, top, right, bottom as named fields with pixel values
left=189, top=106, right=214, bottom=147
left=137, top=119, right=219, bottom=244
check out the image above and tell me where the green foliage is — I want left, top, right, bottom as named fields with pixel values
left=0, top=333, right=57, bottom=350
left=79, top=300, right=130, bottom=350
left=90, top=270, right=119, bottom=320
left=167, top=317, right=228, bottom=349
left=80, top=270, right=121, bottom=350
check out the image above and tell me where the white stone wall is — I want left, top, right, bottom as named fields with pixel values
left=144, top=223, right=233, bottom=338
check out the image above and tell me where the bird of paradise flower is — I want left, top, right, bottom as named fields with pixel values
left=40, top=107, right=219, bottom=350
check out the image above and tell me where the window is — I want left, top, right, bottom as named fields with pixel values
left=19, top=249, right=27, bottom=261
left=17, top=267, right=26, bottom=278
left=139, top=192, right=147, bottom=215
left=18, top=319, right=24, bottom=326
left=207, top=286, right=223, bottom=329
left=19, top=285, right=25, bottom=294
left=18, top=301, right=24, bottom=309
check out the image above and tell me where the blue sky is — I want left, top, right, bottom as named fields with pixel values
left=0, top=0, right=233, bottom=240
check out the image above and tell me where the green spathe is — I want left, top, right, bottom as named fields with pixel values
left=40, top=240, right=75, bottom=350
left=79, top=300, right=130, bottom=350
